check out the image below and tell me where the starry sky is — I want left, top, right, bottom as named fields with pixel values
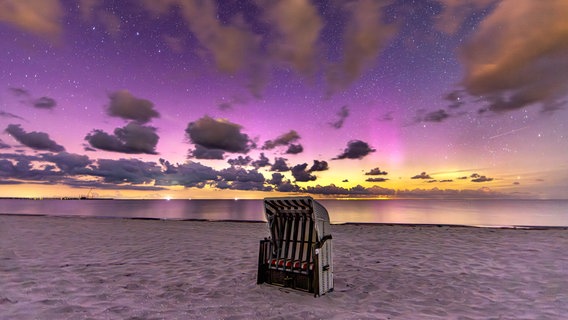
left=1, top=0, right=567, bottom=199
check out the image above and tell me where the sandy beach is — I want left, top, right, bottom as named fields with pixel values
left=1, top=215, right=567, bottom=319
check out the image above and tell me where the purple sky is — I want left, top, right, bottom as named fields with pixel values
left=1, top=0, right=567, bottom=199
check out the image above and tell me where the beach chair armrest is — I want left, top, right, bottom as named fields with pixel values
left=315, top=234, right=332, bottom=249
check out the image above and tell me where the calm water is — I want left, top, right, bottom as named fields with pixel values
left=1, top=199, right=567, bottom=227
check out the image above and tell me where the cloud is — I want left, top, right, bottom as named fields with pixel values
left=440, top=179, right=454, bottom=183
left=309, top=160, right=329, bottom=172
left=106, top=90, right=160, bottom=124
left=41, top=152, right=92, bottom=174
left=329, top=105, right=349, bottom=129
left=90, top=158, right=162, bottom=184
left=216, top=167, right=268, bottom=191
left=79, top=0, right=121, bottom=37
left=415, top=109, right=451, bottom=123
left=378, top=111, right=394, bottom=122
left=267, top=172, right=301, bottom=193
left=366, top=177, right=389, bottom=182
left=458, top=1, right=568, bottom=113
left=444, top=90, right=466, bottom=109
left=471, top=175, right=493, bottom=183
left=189, top=144, right=225, bottom=160
left=291, top=163, right=316, bottom=182
left=143, top=0, right=259, bottom=75
left=227, top=156, right=252, bottom=167
left=0, top=110, right=26, bottom=121
left=411, top=172, right=432, bottom=179
left=33, top=97, right=57, bottom=109
left=252, top=153, right=270, bottom=168
left=304, top=184, right=396, bottom=197
left=85, top=122, right=159, bottom=154
left=9, top=87, right=31, bottom=97
left=333, top=140, right=375, bottom=160
left=270, top=157, right=289, bottom=172
left=365, top=167, right=388, bottom=175
left=285, top=144, right=303, bottom=155
left=327, top=0, right=397, bottom=92
left=263, top=130, right=301, bottom=149
left=0, top=0, right=63, bottom=39
left=156, top=160, right=218, bottom=188
left=186, top=116, right=253, bottom=154
left=0, top=139, right=10, bottom=149
left=4, top=124, right=65, bottom=152
left=263, top=0, right=323, bottom=75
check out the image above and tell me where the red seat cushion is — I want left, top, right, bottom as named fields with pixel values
left=268, top=258, right=313, bottom=271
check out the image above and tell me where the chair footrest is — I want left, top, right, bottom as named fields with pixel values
left=268, top=258, right=313, bottom=271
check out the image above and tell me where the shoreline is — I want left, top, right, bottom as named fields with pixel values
left=1, top=213, right=567, bottom=230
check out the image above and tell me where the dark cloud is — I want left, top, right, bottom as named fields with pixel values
left=444, top=90, right=466, bottom=109
left=366, top=177, right=389, bottom=182
left=333, top=140, right=375, bottom=160
left=440, top=179, right=454, bottom=183
left=411, top=172, right=432, bottom=179
left=427, top=180, right=437, bottom=183
left=415, top=109, right=451, bottom=123
left=218, top=167, right=264, bottom=183
left=33, top=97, right=57, bottom=109
left=291, top=163, right=316, bottom=182
left=41, top=152, right=92, bottom=174
left=216, top=167, right=268, bottom=191
left=0, top=153, right=63, bottom=182
left=85, top=122, right=159, bottom=154
left=186, top=116, right=253, bottom=154
left=304, top=184, right=396, bottom=196
left=4, top=124, right=65, bottom=152
left=90, top=158, right=162, bottom=184
left=342, top=179, right=349, bottom=183
left=309, top=160, right=329, bottom=172
left=267, top=172, right=285, bottom=186
left=458, top=176, right=468, bottom=180
left=218, top=102, right=233, bottom=111
left=0, top=110, right=26, bottom=121
left=365, top=167, right=388, bottom=175
left=285, top=144, right=303, bottom=154
left=227, top=156, right=252, bottom=166
left=190, top=144, right=225, bottom=160
left=328, top=105, right=349, bottom=129
left=0, top=139, right=10, bottom=149
left=513, top=182, right=520, bottom=185
left=263, top=130, right=301, bottom=150
left=471, top=175, right=494, bottom=183
left=9, top=87, right=31, bottom=97
left=270, top=157, right=289, bottom=172
left=378, top=111, right=394, bottom=122
left=156, top=161, right=218, bottom=188
left=252, top=153, right=270, bottom=168
left=217, top=96, right=248, bottom=112
left=106, top=90, right=160, bottom=124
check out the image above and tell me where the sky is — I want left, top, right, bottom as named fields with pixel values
left=1, top=0, right=567, bottom=200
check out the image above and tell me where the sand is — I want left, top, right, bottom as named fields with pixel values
left=1, top=215, right=567, bottom=320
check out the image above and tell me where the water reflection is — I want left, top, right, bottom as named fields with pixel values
left=1, top=199, right=567, bottom=227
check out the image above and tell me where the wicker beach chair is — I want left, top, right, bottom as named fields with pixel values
left=257, top=196, right=333, bottom=297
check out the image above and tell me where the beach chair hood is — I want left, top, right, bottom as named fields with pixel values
left=263, top=197, right=331, bottom=241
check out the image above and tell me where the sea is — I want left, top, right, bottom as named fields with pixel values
left=1, top=199, right=567, bottom=228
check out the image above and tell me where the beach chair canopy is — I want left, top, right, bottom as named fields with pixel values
left=257, top=196, right=333, bottom=296
left=264, top=196, right=331, bottom=241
